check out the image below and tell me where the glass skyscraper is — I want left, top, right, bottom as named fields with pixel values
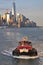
left=12, top=2, right=16, bottom=22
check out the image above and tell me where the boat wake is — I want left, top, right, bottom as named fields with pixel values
left=1, top=49, right=41, bottom=59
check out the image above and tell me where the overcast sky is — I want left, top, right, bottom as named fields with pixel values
left=0, top=0, right=43, bottom=26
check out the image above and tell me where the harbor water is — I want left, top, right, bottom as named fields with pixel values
left=0, top=27, right=43, bottom=65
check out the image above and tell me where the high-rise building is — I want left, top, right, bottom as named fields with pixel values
left=12, top=2, right=16, bottom=22
left=7, top=13, right=10, bottom=24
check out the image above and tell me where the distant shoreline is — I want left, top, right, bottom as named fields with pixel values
left=0, top=25, right=43, bottom=28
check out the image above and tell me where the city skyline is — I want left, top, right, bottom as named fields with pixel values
left=0, top=0, right=43, bottom=26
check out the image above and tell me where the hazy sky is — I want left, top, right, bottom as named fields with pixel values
left=0, top=0, right=43, bottom=26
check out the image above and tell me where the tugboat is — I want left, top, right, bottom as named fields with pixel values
left=12, top=37, right=38, bottom=56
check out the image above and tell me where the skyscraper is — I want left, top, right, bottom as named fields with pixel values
left=12, top=2, right=16, bottom=22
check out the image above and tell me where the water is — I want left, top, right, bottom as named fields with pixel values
left=0, top=27, right=43, bottom=65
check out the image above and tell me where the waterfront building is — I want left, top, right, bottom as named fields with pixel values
left=16, top=13, right=23, bottom=22
left=10, top=11, right=12, bottom=19
left=16, top=13, right=28, bottom=27
left=7, top=13, right=10, bottom=24
left=30, top=21, right=36, bottom=27
left=16, top=13, right=23, bottom=27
